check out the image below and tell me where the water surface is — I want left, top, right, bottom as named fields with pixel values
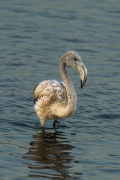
left=0, top=0, right=120, bottom=179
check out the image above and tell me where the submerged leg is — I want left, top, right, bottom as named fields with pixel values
left=40, top=119, right=46, bottom=131
left=53, top=119, right=57, bottom=128
left=41, top=126, right=45, bottom=132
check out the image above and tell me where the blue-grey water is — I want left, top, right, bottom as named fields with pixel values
left=0, top=0, right=120, bottom=179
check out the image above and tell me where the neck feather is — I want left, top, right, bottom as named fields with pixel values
left=57, top=58, right=77, bottom=118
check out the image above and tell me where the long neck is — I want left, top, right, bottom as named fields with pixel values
left=58, top=58, right=77, bottom=118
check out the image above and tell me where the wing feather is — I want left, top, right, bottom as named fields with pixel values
left=33, top=80, right=67, bottom=105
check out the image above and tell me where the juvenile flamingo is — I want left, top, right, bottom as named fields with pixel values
left=33, top=51, right=87, bottom=130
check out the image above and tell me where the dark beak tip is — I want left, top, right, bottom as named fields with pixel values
left=80, top=80, right=83, bottom=89
left=81, top=84, right=83, bottom=89
left=80, top=77, right=87, bottom=89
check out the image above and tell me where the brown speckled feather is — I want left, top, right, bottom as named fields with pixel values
left=33, top=80, right=68, bottom=106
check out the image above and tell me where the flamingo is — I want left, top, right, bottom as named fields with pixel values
left=33, top=51, right=87, bottom=130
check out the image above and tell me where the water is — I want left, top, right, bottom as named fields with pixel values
left=0, top=0, right=120, bottom=179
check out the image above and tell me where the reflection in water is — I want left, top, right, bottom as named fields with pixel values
left=26, top=130, right=75, bottom=179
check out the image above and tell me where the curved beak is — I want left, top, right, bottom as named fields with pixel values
left=76, top=60, right=88, bottom=88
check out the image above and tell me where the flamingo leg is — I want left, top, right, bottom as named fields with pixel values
left=53, top=119, right=57, bottom=128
